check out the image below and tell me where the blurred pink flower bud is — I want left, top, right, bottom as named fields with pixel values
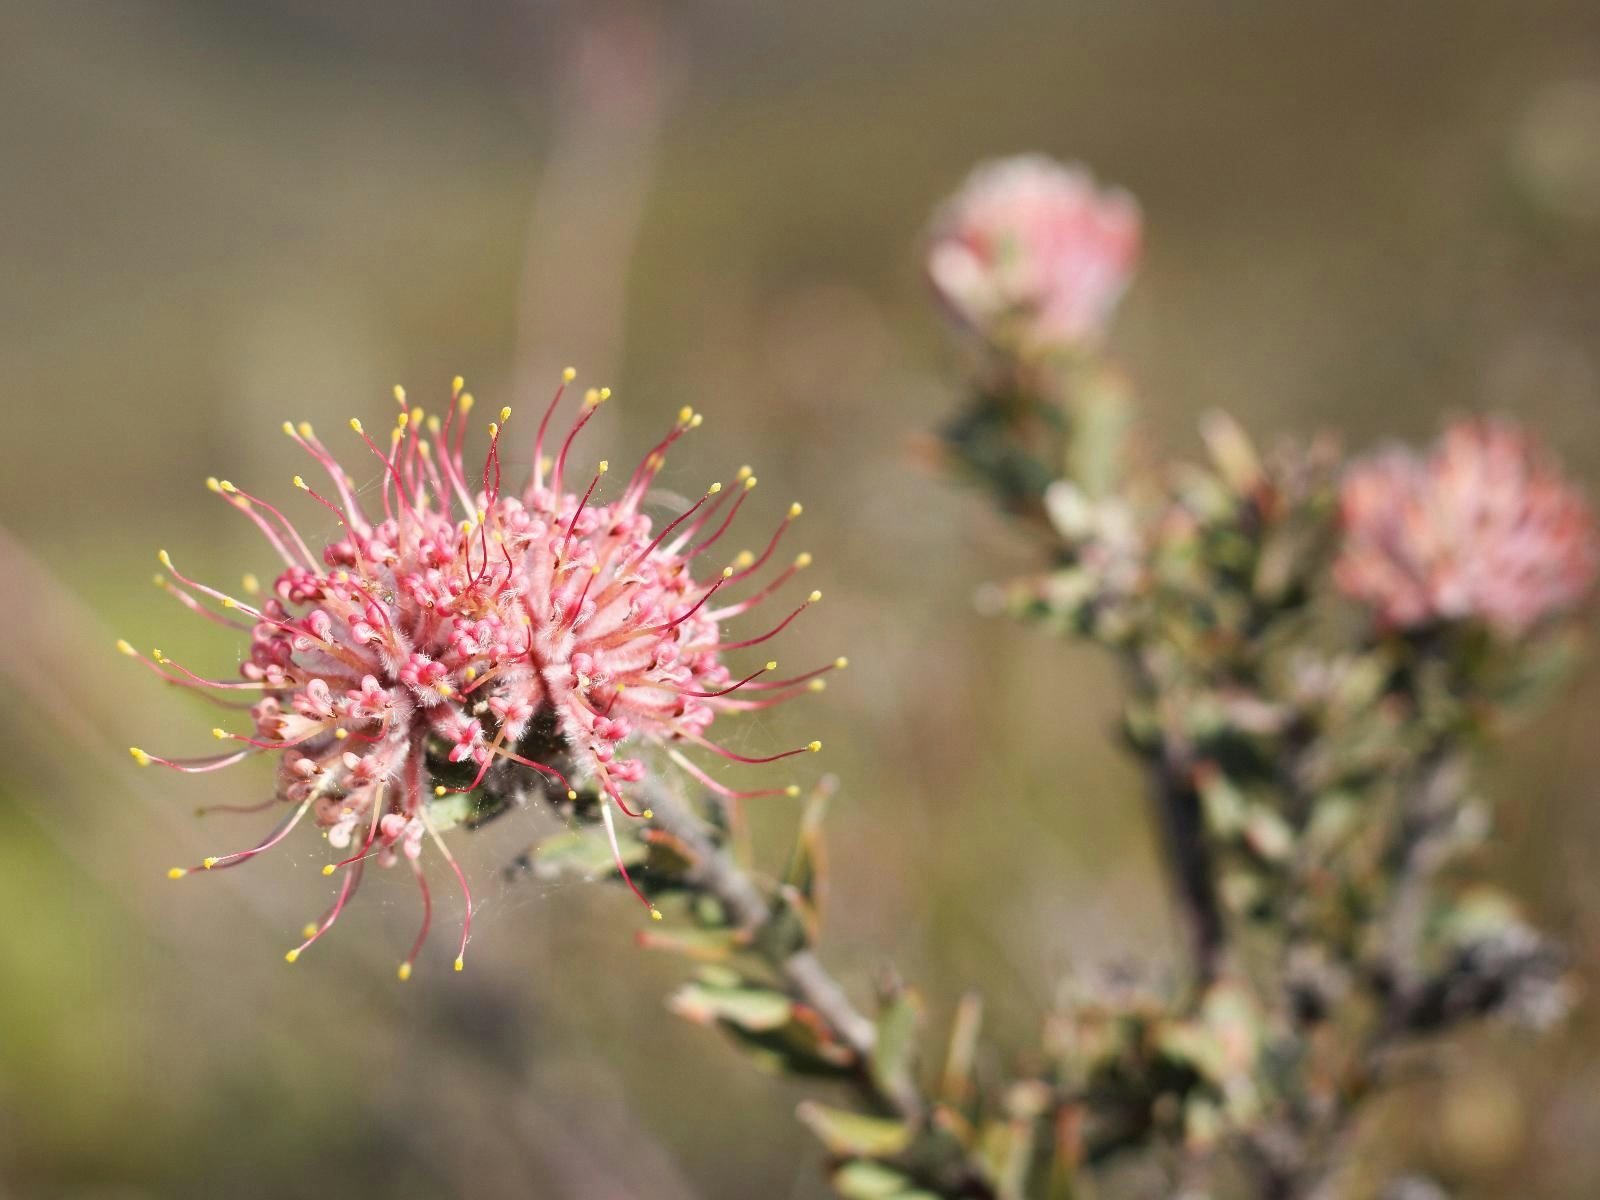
left=1335, top=419, right=1598, bottom=637
left=927, top=155, right=1141, bottom=354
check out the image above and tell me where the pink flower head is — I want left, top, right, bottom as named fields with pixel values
left=1334, top=418, right=1599, bottom=637
left=926, top=155, right=1141, bottom=354
left=124, top=373, right=840, bottom=976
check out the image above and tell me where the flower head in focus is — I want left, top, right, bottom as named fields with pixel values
left=926, top=154, right=1141, bottom=355
left=123, top=373, right=837, bottom=976
left=1335, top=418, right=1598, bottom=637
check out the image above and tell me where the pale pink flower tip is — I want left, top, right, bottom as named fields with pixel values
left=926, top=154, right=1142, bottom=354
left=127, top=377, right=837, bottom=973
left=1335, top=418, right=1599, bottom=637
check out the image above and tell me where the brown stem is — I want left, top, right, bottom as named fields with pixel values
left=642, top=782, right=887, bottom=1073
left=1149, top=756, right=1228, bottom=988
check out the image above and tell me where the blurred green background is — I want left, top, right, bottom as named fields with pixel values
left=4, top=1, right=1600, bottom=1196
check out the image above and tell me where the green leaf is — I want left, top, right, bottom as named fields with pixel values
left=870, top=990, right=923, bottom=1104
left=1242, top=805, right=1294, bottom=863
left=670, top=980, right=793, bottom=1032
left=797, top=1102, right=914, bottom=1158
left=529, top=824, right=646, bottom=879
left=783, top=785, right=832, bottom=905
left=832, top=1161, right=916, bottom=1199
left=636, top=924, right=743, bottom=962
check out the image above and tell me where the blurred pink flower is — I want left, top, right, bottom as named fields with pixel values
left=926, top=155, right=1141, bottom=354
left=1335, top=419, right=1598, bottom=637
left=125, top=374, right=833, bottom=975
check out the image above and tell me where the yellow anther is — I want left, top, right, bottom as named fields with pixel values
left=809, top=679, right=827, bottom=692
left=499, top=406, right=512, bottom=422
left=298, top=421, right=315, bottom=439
left=452, top=375, right=465, bottom=394
left=464, top=666, right=478, bottom=681
left=152, top=649, right=165, bottom=662
left=116, top=639, right=136, bottom=656
left=322, top=864, right=336, bottom=876
left=598, top=387, right=611, bottom=400
left=282, top=421, right=296, bottom=436
left=152, top=574, right=164, bottom=587
left=598, top=459, right=609, bottom=474
left=397, top=411, right=410, bottom=429
left=293, top=475, right=308, bottom=490
left=242, top=573, right=260, bottom=594
left=650, top=907, right=663, bottom=921
left=285, top=948, right=300, bottom=964
left=737, top=465, right=752, bottom=481
left=835, top=657, right=849, bottom=669
left=349, top=417, right=365, bottom=434
left=303, top=924, right=318, bottom=940
left=426, top=416, right=441, bottom=435
left=562, top=366, right=577, bottom=383
left=807, top=740, right=822, bottom=753
left=807, top=590, right=822, bottom=603
left=583, top=388, right=600, bottom=406
left=397, top=962, right=412, bottom=982
left=203, top=856, right=219, bottom=870
left=488, top=422, right=499, bottom=438
left=436, top=684, right=453, bottom=698
left=689, top=413, right=703, bottom=428
left=745, top=476, right=758, bottom=490
left=539, top=455, right=552, bottom=473
left=434, top=785, right=447, bottom=797
left=788, top=502, right=803, bottom=519
left=722, top=566, right=734, bottom=579
left=205, top=477, right=221, bottom=493
left=734, top=550, right=755, bottom=568
left=459, top=393, right=475, bottom=414
left=454, top=956, right=464, bottom=972
left=222, top=597, right=238, bottom=608
left=412, top=407, right=425, bottom=426
left=795, top=552, right=812, bottom=568
left=393, top=385, right=407, bottom=405
left=567, top=789, right=578, bottom=800
left=130, top=747, right=152, bottom=766
left=334, top=728, right=349, bottom=740
left=166, top=867, right=185, bottom=879
left=643, top=809, right=654, bottom=820
left=390, top=427, right=403, bottom=446
left=678, top=406, right=693, bottom=424
left=708, top=482, right=723, bottom=496
left=785, top=785, right=801, bottom=797
left=158, top=549, right=173, bottom=568
left=211, top=727, right=227, bottom=740
left=765, top=660, right=778, bottom=671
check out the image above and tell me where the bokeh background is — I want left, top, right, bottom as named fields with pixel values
left=5, top=1, right=1600, bottom=1196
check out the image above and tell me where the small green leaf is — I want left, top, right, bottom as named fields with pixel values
left=870, top=990, right=923, bottom=1104
left=1242, top=805, right=1294, bottom=862
left=636, top=924, right=742, bottom=962
left=670, top=981, right=792, bottom=1032
left=832, top=1161, right=916, bottom=1199
left=797, top=1102, right=914, bottom=1158
left=783, top=785, right=832, bottom=906
left=529, top=824, right=646, bottom=879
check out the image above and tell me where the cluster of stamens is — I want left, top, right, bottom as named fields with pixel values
left=124, top=371, right=840, bottom=977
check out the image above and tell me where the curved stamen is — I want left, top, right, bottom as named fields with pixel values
left=600, top=799, right=660, bottom=921
left=167, top=796, right=313, bottom=877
